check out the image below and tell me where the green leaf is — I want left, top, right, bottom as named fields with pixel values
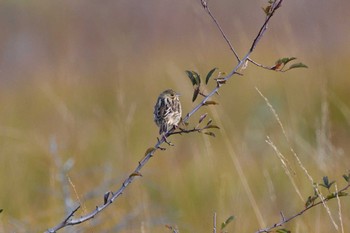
left=276, top=57, right=296, bottom=65
left=288, top=62, right=308, bottom=70
left=305, top=195, right=318, bottom=208
left=203, top=100, right=219, bottom=106
left=276, top=229, right=291, bottom=233
left=205, top=67, right=217, bottom=84
left=192, top=86, right=200, bottom=102
left=204, top=132, right=216, bottom=137
left=129, top=171, right=143, bottom=178
left=323, top=176, right=329, bottom=186
left=205, top=125, right=220, bottom=130
left=221, top=215, right=234, bottom=230
left=192, top=71, right=201, bottom=85
left=326, top=193, right=337, bottom=199
left=262, top=5, right=271, bottom=16
left=0, top=209, right=3, bottom=214
left=343, top=174, right=349, bottom=182
left=145, top=147, right=155, bottom=156
left=206, top=119, right=213, bottom=126
left=327, top=191, right=348, bottom=199
left=337, top=191, right=348, bottom=197
left=186, top=70, right=197, bottom=86
left=305, top=196, right=312, bottom=208
left=320, top=176, right=335, bottom=189
left=186, top=70, right=201, bottom=86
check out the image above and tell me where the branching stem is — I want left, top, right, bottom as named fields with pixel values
left=255, top=183, right=350, bottom=233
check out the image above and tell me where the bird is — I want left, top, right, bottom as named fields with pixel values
left=153, top=89, right=182, bottom=135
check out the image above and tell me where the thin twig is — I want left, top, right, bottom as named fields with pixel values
left=201, top=0, right=240, bottom=62
left=247, top=57, right=273, bottom=70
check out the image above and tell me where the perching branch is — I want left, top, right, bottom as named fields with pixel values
left=45, top=1, right=284, bottom=232
left=45, top=137, right=164, bottom=232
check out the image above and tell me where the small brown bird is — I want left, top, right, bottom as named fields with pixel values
left=153, top=89, right=182, bottom=135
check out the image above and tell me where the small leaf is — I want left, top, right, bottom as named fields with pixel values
left=192, top=71, right=201, bottom=85
left=199, top=113, right=208, bottom=124
left=323, top=176, right=329, bottom=186
left=129, top=171, right=143, bottom=178
left=305, top=196, right=312, bottom=208
left=320, top=176, right=335, bottom=189
left=145, top=147, right=155, bottom=156
left=0, top=209, right=3, bottom=214
left=337, top=191, right=348, bottom=197
left=205, top=67, right=217, bottom=84
left=327, top=191, right=348, bottom=199
left=206, top=119, right=213, bottom=126
left=204, top=132, right=216, bottom=137
left=203, top=100, right=219, bottom=106
left=277, top=57, right=297, bottom=65
left=192, top=86, right=200, bottom=102
left=288, top=62, right=308, bottom=70
left=326, top=193, right=337, bottom=199
left=262, top=5, right=271, bottom=16
left=343, top=174, right=349, bottom=182
left=185, top=70, right=197, bottom=86
left=221, top=215, right=234, bottom=230
left=276, top=229, right=291, bottom=233
left=205, top=125, right=220, bottom=129
left=305, top=195, right=318, bottom=208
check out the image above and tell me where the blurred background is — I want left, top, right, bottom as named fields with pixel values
left=0, top=0, right=350, bottom=232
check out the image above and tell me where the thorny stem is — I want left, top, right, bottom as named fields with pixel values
left=45, top=1, right=283, bottom=232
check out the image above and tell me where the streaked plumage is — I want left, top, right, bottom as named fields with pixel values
left=153, top=89, right=182, bottom=135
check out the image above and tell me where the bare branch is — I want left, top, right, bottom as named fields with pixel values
left=247, top=57, right=273, bottom=70
left=202, top=1, right=240, bottom=62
